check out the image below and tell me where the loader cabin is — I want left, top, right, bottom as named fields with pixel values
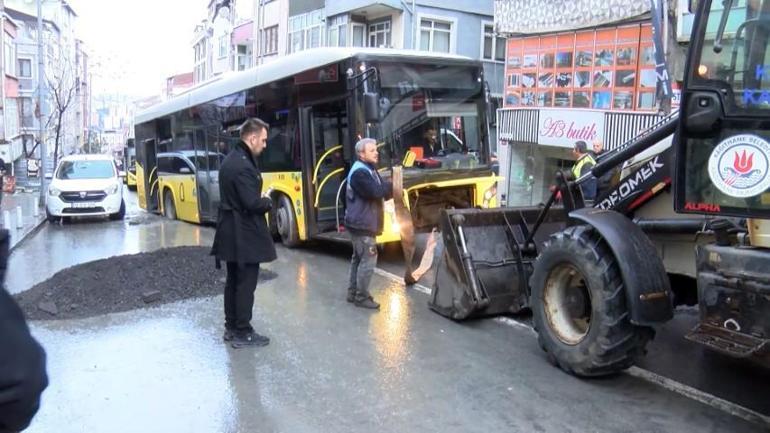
left=676, top=0, right=770, bottom=219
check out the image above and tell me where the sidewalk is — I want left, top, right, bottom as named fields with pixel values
left=1, top=190, right=46, bottom=251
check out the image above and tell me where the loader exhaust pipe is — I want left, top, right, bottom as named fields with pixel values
left=452, top=214, right=490, bottom=308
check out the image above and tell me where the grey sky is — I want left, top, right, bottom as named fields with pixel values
left=68, top=0, right=213, bottom=98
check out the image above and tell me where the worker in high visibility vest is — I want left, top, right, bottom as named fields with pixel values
left=571, top=140, right=597, bottom=204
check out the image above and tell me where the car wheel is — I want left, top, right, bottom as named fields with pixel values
left=45, top=209, right=59, bottom=224
left=110, top=200, right=126, bottom=221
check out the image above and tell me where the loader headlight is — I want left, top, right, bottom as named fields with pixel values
left=482, top=184, right=498, bottom=208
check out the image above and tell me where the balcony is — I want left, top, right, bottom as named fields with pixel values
left=325, top=0, right=402, bottom=18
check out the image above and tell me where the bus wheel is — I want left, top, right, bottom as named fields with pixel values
left=276, top=195, right=300, bottom=247
left=268, top=196, right=281, bottom=241
left=164, top=190, right=177, bottom=220
left=530, top=225, right=654, bottom=377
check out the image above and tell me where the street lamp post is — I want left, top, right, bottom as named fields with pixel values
left=37, top=0, right=48, bottom=206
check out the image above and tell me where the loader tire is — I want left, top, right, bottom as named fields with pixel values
left=530, top=225, right=654, bottom=377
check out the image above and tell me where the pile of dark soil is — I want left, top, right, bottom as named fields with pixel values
left=13, top=246, right=277, bottom=320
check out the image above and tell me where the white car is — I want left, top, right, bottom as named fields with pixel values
left=46, top=154, right=126, bottom=222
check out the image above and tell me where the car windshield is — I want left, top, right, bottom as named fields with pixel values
left=56, top=160, right=115, bottom=180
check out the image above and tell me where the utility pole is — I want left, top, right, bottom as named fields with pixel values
left=37, top=0, right=48, bottom=205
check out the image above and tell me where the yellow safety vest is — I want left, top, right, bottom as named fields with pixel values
left=572, top=154, right=597, bottom=179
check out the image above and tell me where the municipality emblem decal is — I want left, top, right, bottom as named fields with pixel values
left=708, top=134, right=770, bottom=198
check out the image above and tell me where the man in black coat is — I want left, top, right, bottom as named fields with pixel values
left=0, top=230, right=48, bottom=432
left=211, top=118, right=277, bottom=348
left=344, top=138, right=392, bottom=309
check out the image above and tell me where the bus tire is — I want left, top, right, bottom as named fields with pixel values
left=276, top=194, right=300, bottom=248
left=163, top=190, right=177, bottom=220
left=530, top=225, right=654, bottom=377
left=268, top=195, right=281, bottom=241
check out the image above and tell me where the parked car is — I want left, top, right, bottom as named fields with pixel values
left=45, top=154, right=126, bottom=222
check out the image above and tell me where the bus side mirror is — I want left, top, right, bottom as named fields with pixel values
left=364, top=92, right=380, bottom=123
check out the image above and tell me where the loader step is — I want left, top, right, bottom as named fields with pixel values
left=685, top=323, right=768, bottom=358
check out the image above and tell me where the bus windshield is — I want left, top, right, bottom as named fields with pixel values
left=692, top=0, right=770, bottom=113
left=369, top=61, right=486, bottom=170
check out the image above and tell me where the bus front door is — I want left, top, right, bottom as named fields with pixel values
left=193, top=127, right=220, bottom=223
left=307, top=101, right=348, bottom=233
left=140, top=138, right=159, bottom=213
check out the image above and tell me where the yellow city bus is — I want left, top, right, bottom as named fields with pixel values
left=134, top=47, right=499, bottom=246
left=123, top=138, right=137, bottom=190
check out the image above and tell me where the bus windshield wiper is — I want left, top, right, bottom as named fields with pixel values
left=714, top=0, right=735, bottom=53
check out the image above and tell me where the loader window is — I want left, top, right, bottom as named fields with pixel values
left=692, top=0, right=770, bottom=112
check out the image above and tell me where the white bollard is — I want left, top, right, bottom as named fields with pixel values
left=16, top=206, right=23, bottom=230
left=2, top=210, right=10, bottom=229
left=33, top=203, right=40, bottom=217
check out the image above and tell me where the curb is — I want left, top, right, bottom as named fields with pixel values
left=9, top=213, right=47, bottom=253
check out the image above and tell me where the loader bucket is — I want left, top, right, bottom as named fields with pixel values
left=429, top=207, right=567, bottom=320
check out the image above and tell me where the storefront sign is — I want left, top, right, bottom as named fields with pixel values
left=537, top=109, right=605, bottom=147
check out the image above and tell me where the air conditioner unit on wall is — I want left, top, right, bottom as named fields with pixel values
left=676, top=0, right=695, bottom=42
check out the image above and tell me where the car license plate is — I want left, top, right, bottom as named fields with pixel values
left=71, top=202, right=97, bottom=209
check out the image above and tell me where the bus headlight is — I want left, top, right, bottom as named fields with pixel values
left=482, top=184, right=498, bottom=208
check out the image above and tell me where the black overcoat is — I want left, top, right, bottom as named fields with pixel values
left=211, top=141, right=277, bottom=264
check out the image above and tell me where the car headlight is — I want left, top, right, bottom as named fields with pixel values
left=48, top=185, right=61, bottom=197
left=105, top=183, right=119, bottom=195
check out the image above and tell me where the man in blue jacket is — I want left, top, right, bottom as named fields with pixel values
left=344, top=138, right=392, bottom=309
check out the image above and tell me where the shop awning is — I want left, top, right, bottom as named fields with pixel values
left=494, top=0, right=650, bottom=35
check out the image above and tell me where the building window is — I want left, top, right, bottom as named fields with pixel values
left=236, top=45, right=252, bottom=71
left=483, top=23, right=506, bottom=62
left=368, top=20, right=391, bottom=48
left=327, top=15, right=347, bottom=47
left=218, top=35, right=228, bottom=58
left=194, top=40, right=207, bottom=82
left=3, top=40, right=16, bottom=76
left=351, top=23, right=365, bottom=47
left=261, top=25, right=279, bottom=55
left=420, top=17, right=453, bottom=53
left=18, top=58, right=32, bottom=78
left=288, top=9, right=324, bottom=54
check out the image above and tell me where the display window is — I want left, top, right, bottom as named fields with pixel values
left=503, top=22, right=658, bottom=111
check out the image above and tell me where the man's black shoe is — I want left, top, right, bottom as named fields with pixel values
left=346, top=288, right=356, bottom=303
left=223, top=329, right=236, bottom=341
left=354, top=296, right=380, bottom=310
left=230, top=331, right=270, bottom=348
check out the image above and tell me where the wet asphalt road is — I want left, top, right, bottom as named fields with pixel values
left=8, top=192, right=769, bottom=432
